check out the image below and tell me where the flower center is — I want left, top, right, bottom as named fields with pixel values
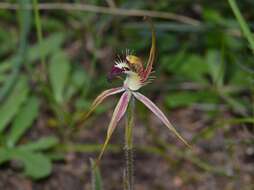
left=124, top=71, right=142, bottom=91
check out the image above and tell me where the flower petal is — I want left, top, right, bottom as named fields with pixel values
left=133, top=92, right=191, bottom=148
left=98, top=90, right=131, bottom=162
left=84, top=87, right=125, bottom=120
left=142, top=19, right=156, bottom=82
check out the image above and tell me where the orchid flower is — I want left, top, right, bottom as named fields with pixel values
left=86, top=21, right=191, bottom=162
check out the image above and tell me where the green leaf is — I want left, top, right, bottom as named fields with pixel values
left=28, top=33, right=65, bottom=63
left=166, top=91, right=219, bottom=108
left=203, top=9, right=227, bottom=25
left=0, top=148, right=52, bottom=179
left=161, top=49, right=186, bottom=72
left=90, top=159, right=103, bottom=190
left=15, top=151, right=52, bottom=179
left=18, top=136, right=59, bottom=151
left=0, top=148, right=12, bottom=164
left=220, top=93, right=247, bottom=116
left=49, top=51, right=71, bottom=103
left=22, top=153, right=51, bottom=179
left=162, top=52, right=209, bottom=83
left=206, top=50, right=224, bottom=87
left=0, top=76, right=29, bottom=133
left=0, top=62, right=11, bottom=73
left=7, top=96, right=40, bottom=147
left=0, top=0, right=31, bottom=102
left=65, top=69, right=89, bottom=100
left=180, top=54, right=209, bottom=82
left=1, top=33, right=65, bottom=72
left=0, top=73, right=8, bottom=84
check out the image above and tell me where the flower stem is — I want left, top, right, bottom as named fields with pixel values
left=124, top=97, right=135, bottom=190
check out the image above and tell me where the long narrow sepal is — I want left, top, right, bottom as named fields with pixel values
left=83, top=87, right=125, bottom=120
left=142, top=18, right=156, bottom=82
left=133, top=92, right=191, bottom=148
left=97, top=90, right=131, bottom=162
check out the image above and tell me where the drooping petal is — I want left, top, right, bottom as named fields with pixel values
left=84, top=87, right=125, bottom=120
left=133, top=92, right=191, bottom=148
left=98, top=90, right=131, bottom=162
left=142, top=19, right=156, bottom=82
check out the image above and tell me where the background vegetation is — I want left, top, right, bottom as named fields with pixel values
left=0, top=0, right=253, bottom=189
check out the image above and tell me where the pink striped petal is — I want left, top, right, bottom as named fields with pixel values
left=133, top=92, right=191, bottom=148
left=98, top=90, right=131, bottom=161
left=84, top=87, right=125, bottom=120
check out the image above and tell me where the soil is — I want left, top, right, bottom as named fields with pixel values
left=0, top=106, right=254, bottom=190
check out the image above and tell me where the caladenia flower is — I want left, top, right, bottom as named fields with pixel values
left=86, top=21, right=191, bottom=162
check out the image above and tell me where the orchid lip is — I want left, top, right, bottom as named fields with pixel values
left=107, top=66, right=125, bottom=82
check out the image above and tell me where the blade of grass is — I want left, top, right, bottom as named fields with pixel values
left=228, top=0, right=254, bottom=52
left=0, top=0, right=31, bottom=102
left=32, top=0, right=46, bottom=81
left=90, top=159, right=103, bottom=190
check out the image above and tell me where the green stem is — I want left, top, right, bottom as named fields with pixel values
left=124, top=97, right=135, bottom=190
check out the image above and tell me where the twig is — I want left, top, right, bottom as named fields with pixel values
left=0, top=2, right=200, bottom=26
left=106, top=0, right=116, bottom=8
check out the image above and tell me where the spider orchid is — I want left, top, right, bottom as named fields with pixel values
left=86, top=21, right=191, bottom=161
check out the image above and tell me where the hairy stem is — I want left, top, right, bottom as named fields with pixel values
left=124, top=97, right=135, bottom=190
